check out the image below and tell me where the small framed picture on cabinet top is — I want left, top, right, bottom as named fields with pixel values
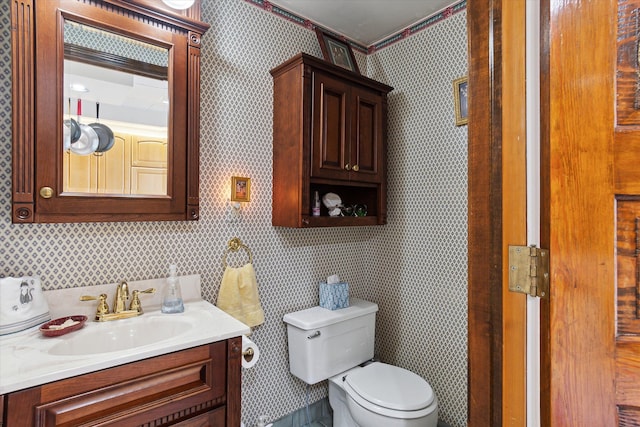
left=315, top=28, right=360, bottom=74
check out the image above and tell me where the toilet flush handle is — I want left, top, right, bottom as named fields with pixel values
left=307, top=331, right=321, bottom=339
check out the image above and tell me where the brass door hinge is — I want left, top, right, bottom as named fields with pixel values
left=508, top=245, right=549, bottom=298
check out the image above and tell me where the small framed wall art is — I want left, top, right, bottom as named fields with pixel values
left=231, top=176, right=251, bottom=202
left=315, top=28, right=360, bottom=74
left=453, top=76, right=468, bottom=126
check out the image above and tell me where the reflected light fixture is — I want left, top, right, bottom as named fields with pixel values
left=162, top=0, right=195, bottom=10
left=70, top=83, right=89, bottom=93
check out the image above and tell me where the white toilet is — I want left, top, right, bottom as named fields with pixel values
left=283, top=298, right=438, bottom=427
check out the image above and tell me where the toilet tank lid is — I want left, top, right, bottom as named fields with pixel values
left=283, top=298, right=378, bottom=330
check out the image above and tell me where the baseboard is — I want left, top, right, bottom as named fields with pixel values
left=271, top=397, right=332, bottom=427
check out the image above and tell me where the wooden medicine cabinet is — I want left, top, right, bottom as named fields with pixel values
left=10, top=0, right=209, bottom=223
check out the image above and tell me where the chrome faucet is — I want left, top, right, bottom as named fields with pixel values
left=81, top=281, right=155, bottom=322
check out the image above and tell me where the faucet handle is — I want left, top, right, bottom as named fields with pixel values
left=129, top=288, right=156, bottom=314
left=80, top=293, right=109, bottom=320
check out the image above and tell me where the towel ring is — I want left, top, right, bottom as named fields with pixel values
left=223, top=237, right=253, bottom=268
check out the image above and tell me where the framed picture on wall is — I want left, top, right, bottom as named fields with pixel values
left=315, top=28, right=360, bottom=74
left=453, top=76, right=468, bottom=126
left=231, top=176, right=251, bottom=202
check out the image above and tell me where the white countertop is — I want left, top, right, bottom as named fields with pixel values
left=0, top=276, right=250, bottom=395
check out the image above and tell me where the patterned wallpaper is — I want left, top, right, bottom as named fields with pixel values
left=0, top=1, right=467, bottom=426
left=64, top=20, right=169, bottom=66
left=367, top=13, right=469, bottom=424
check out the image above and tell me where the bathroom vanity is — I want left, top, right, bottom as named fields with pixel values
left=2, top=340, right=240, bottom=426
left=0, top=277, right=250, bottom=426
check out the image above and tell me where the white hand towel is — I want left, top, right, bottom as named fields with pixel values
left=0, top=277, right=51, bottom=335
left=216, top=263, right=264, bottom=327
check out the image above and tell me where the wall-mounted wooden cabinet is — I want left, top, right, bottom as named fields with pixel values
left=271, top=53, right=393, bottom=228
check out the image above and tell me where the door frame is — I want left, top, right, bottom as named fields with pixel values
left=467, top=0, right=528, bottom=425
left=467, top=0, right=505, bottom=424
left=468, top=0, right=619, bottom=425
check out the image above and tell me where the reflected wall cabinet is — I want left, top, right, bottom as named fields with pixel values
left=271, top=53, right=393, bottom=228
left=63, top=134, right=167, bottom=196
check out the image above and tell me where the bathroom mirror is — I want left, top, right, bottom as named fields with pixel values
left=63, top=20, right=170, bottom=196
left=11, top=0, right=209, bottom=223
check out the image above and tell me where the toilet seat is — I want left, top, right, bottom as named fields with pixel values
left=343, top=362, right=436, bottom=419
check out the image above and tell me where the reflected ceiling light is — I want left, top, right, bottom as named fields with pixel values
left=70, top=83, right=89, bottom=93
left=162, top=0, right=195, bottom=10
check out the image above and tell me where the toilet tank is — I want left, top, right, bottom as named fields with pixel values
left=283, top=298, right=378, bottom=384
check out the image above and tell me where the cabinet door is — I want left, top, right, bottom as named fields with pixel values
left=131, top=135, right=167, bottom=195
left=350, top=86, right=384, bottom=183
left=311, top=72, right=352, bottom=181
left=63, top=150, right=98, bottom=193
left=97, top=134, right=131, bottom=194
left=131, top=167, right=167, bottom=195
left=131, top=136, right=168, bottom=168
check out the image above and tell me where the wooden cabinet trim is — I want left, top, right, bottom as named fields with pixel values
left=226, top=337, right=242, bottom=427
left=10, top=0, right=36, bottom=223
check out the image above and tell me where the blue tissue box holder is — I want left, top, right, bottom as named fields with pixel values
left=320, top=282, right=349, bottom=310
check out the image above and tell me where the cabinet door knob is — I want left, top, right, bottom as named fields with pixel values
left=39, top=187, right=54, bottom=199
left=352, top=164, right=359, bottom=172
left=345, top=163, right=351, bottom=171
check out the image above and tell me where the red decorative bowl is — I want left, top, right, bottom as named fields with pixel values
left=40, top=315, right=88, bottom=337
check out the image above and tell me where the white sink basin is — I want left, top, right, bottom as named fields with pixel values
left=0, top=298, right=251, bottom=395
left=48, top=316, right=192, bottom=356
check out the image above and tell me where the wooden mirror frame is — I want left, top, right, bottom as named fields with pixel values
left=10, top=0, right=209, bottom=223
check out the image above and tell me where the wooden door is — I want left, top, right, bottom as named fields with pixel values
left=540, top=0, right=640, bottom=424
left=311, top=71, right=351, bottom=181
left=468, top=0, right=640, bottom=425
left=614, top=0, right=640, bottom=423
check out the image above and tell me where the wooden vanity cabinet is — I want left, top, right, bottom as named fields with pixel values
left=271, top=53, right=393, bottom=228
left=2, top=338, right=242, bottom=427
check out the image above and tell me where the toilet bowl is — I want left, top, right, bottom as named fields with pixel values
left=283, top=299, right=439, bottom=427
left=330, top=363, right=438, bottom=427
left=344, top=362, right=437, bottom=426
left=329, top=368, right=361, bottom=427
